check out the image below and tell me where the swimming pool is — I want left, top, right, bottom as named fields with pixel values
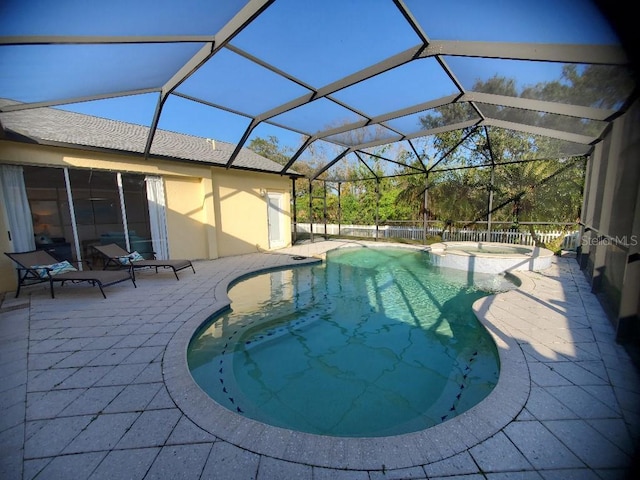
left=188, top=246, right=517, bottom=437
left=446, top=243, right=533, bottom=255
left=429, top=241, right=554, bottom=274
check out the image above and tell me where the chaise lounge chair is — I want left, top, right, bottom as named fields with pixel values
left=92, top=243, right=195, bottom=281
left=4, top=250, right=136, bottom=299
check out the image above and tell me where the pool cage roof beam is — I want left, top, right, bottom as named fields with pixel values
left=357, top=150, right=425, bottom=174
left=0, top=0, right=634, bottom=184
left=211, top=34, right=630, bottom=172
left=147, top=0, right=275, bottom=162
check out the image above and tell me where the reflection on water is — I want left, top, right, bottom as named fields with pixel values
left=188, top=247, right=517, bottom=437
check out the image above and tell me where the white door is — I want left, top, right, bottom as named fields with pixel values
left=267, top=192, right=284, bottom=248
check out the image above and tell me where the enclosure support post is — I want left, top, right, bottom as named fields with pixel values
left=338, top=182, right=342, bottom=236
left=323, top=180, right=328, bottom=239
left=487, top=165, right=495, bottom=241
left=309, top=178, right=313, bottom=243
left=423, top=173, right=429, bottom=244
left=375, top=178, right=380, bottom=241
left=291, top=177, right=297, bottom=245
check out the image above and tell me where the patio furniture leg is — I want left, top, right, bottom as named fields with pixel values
left=15, top=272, right=23, bottom=298
left=97, top=282, right=106, bottom=299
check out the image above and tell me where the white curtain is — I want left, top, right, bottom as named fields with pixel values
left=145, top=175, right=169, bottom=260
left=0, top=165, right=35, bottom=252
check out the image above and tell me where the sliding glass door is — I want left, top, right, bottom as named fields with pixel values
left=24, top=165, right=74, bottom=262
left=69, top=169, right=123, bottom=264
left=121, top=174, right=153, bottom=258
left=21, top=165, right=154, bottom=265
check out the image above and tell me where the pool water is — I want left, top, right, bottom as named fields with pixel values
left=188, top=247, right=517, bottom=437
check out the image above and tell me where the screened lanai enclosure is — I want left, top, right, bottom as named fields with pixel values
left=0, top=1, right=634, bottom=177
left=0, top=1, right=638, bottom=341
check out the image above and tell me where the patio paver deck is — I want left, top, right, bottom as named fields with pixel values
left=1, top=240, right=639, bottom=479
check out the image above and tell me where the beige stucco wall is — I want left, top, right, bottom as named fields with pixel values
left=213, top=169, right=292, bottom=257
left=163, top=175, right=212, bottom=261
left=0, top=140, right=292, bottom=294
left=0, top=183, right=12, bottom=294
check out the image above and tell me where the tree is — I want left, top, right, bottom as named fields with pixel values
left=246, top=136, right=292, bottom=166
left=415, top=72, right=595, bottom=229
left=245, top=62, right=618, bottom=232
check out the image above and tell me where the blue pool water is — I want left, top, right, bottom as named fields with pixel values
left=188, top=246, right=517, bottom=437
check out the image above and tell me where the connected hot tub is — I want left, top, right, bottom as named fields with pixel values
left=429, top=241, right=554, bottom=274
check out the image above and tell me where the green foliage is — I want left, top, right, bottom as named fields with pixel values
left=247, top=136, right=292, bottom=166
left=252, top=129, right=585, bottom=227
left=245, top=63, right=619, bottom=227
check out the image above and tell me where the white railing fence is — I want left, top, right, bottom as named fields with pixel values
left=294, top=223, right=580, bottom=251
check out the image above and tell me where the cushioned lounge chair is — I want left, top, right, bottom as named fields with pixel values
left=92, top=243, right=195, bottom=281
left=4, top=250, right=136, bottom=299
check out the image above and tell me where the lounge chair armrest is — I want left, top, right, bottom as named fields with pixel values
left=18, top=265, right=54, bottom=278
left=20, top=265, right=53, bottom=273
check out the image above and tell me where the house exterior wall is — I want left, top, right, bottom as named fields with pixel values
left=163, top=175, right=212, bottom=261
left=579, top=97, right=640, bottom=343
left=212, top=169, right=292, bottom=257
left=0, top=141, right=292, bottom=294
left=0, top=184, right=11, bottom=292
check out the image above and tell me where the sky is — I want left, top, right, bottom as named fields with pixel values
left=0, top=0, right=624, bottom=160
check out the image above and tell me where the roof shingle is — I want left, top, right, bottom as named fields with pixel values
left=0, top=100, right=298, bottom=176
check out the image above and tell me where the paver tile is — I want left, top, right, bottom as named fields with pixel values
left=145, top=444, right=212, bottom=480
left=63, top=412, right=140, bottom=453
left=504, top=421, right=585, bottom=469
left=87, top=447, right=159, bottom=480
left=200, top=440, right=260, bottom=479
left=115, top=408, right=181, bottom=449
